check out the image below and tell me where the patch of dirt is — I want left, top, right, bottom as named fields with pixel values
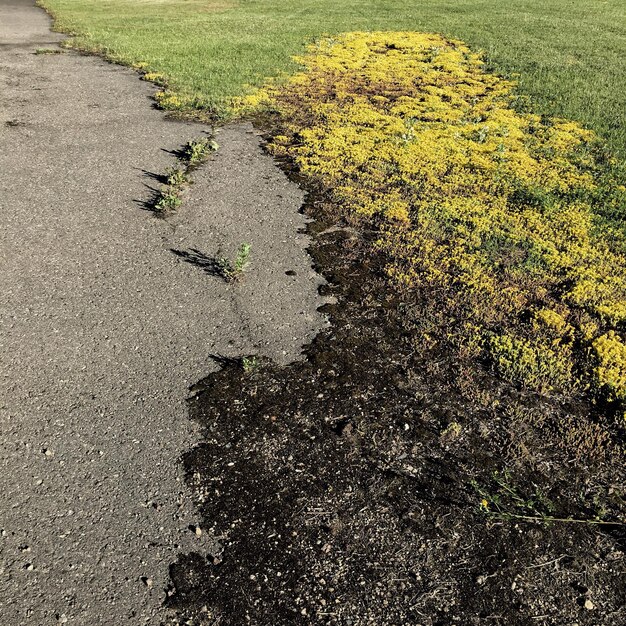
left=168, top=155, right=626, bottom=626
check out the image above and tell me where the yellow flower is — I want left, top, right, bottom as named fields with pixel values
left=250, top=31, right=626, bottom=410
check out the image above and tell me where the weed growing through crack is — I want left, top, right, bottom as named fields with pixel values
left=166, top=166, right=189, bottom=187
left=233, top=243, right=251, bottom=275
left=34, top=48, right=62, bottom=54
left=218, top=243, right=251, bottom=282
left=154, top=187, right=182, bottom=214
left=184, top=137, right=219, bottom=169
left=151, top=136, right=218, bottom=216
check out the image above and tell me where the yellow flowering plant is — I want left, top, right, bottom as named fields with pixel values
left=242, top=32, right=626, bottom=414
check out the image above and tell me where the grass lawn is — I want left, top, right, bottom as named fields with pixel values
left=42, top=0, right=626, bottom=159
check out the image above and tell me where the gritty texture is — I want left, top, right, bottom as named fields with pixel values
left=168, top=221, right=626, bottom=626
left=0, top=1, right=325, bottom=624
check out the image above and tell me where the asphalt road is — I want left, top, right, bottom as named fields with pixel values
left=0, top=1, right=325, bottom=623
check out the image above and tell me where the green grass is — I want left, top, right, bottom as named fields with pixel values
left=41, top=0, right=626, bottom=158
left=34, top=47, right=63, bottom=54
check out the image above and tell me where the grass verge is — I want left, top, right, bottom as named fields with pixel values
left=40, top=0, right=626, bottom=158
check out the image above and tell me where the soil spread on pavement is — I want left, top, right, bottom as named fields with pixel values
left=168, top=142, right=626, bottom=625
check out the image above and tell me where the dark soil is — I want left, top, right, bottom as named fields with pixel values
left=167, top=148, right=626, bottom=626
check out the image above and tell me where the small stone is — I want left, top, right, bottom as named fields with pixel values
left=584, top=599, right=594, bottom=610
left=195, top=526, right=202, bottom=537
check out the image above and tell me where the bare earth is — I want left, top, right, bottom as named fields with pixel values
left=0, top=1, right=325, bottom=624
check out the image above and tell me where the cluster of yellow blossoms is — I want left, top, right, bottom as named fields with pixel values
left=242, top=32, right=626, bottom=414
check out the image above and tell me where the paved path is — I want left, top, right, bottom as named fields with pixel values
left=0, top=1, right=325, bottom=624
